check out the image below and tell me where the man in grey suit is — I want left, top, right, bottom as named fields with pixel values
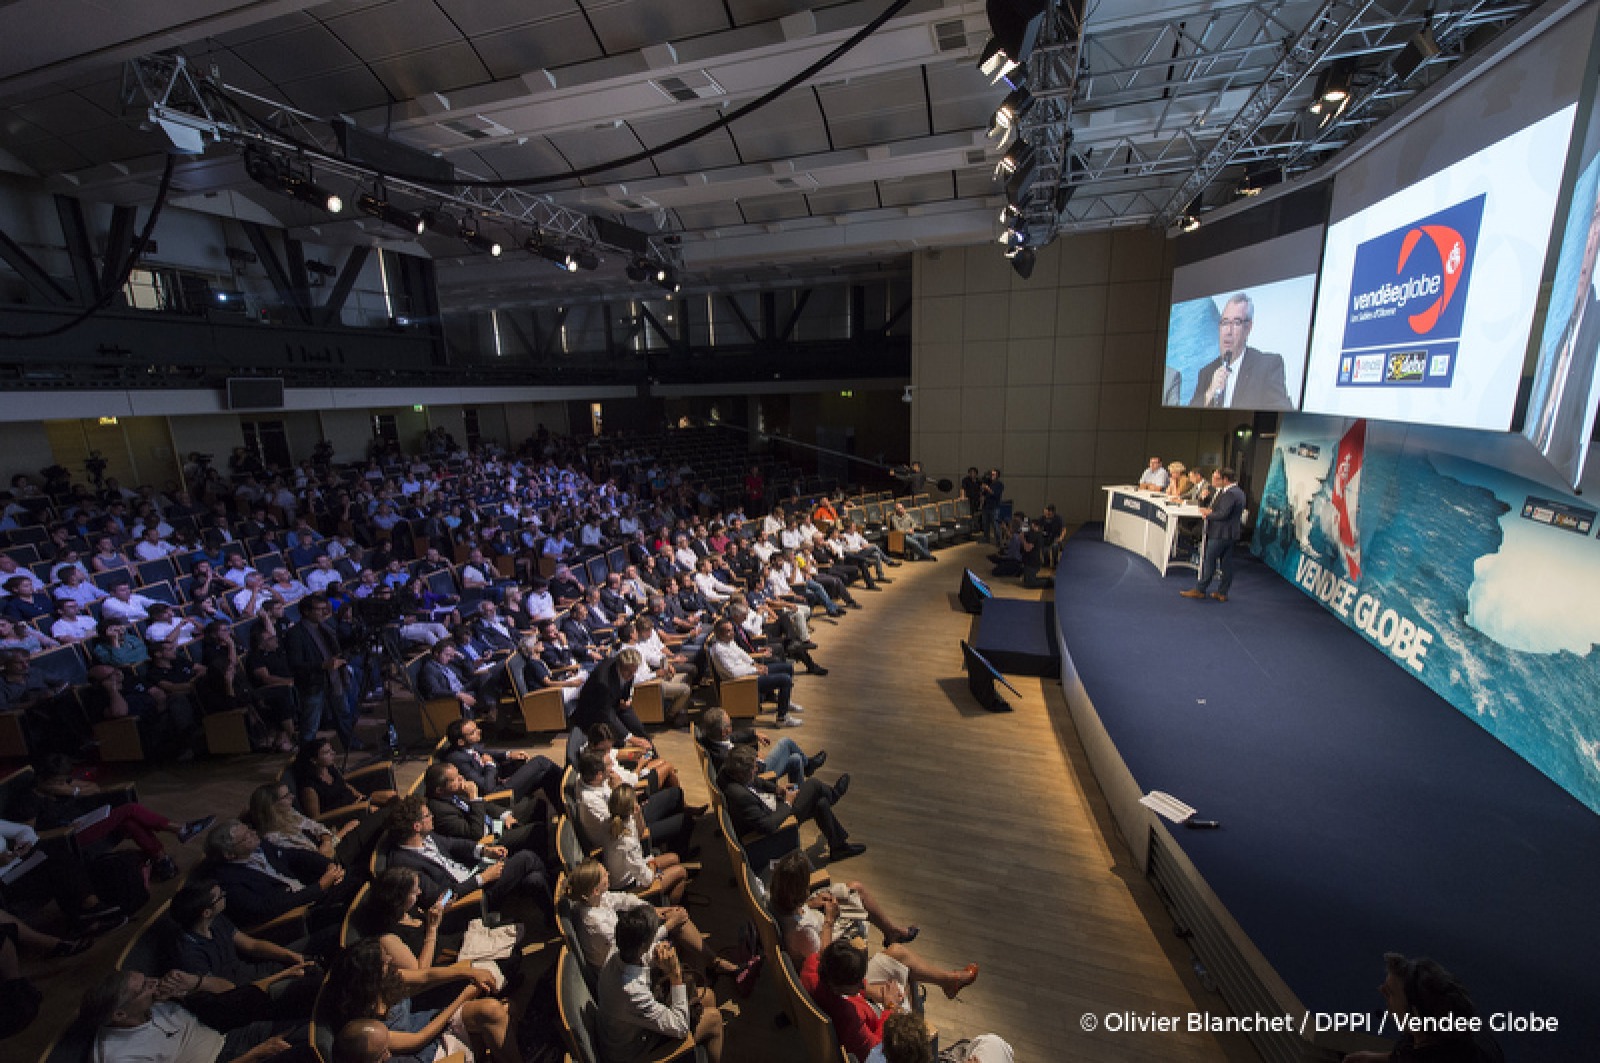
left=1189, top=293, right=1293, bottom=410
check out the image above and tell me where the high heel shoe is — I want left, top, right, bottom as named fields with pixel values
left=943, top=963, right=979, bottom=1000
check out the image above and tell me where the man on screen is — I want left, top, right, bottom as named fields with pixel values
left=1188, top=293, right=1293, bottom=410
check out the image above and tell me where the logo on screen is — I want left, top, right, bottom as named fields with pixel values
left=1386, top=351, right=1428, bottom=382
left=1336, top=194, right=1484, bottom=389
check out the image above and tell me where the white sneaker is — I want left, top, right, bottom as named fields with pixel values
left=787, top=702, right=805, bottom=713
left=776, top=716, right=803, bottom=727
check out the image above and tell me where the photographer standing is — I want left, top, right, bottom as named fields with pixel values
left=285, top=595, right=360, bottom=751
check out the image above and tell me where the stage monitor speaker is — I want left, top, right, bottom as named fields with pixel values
left=961, top=639, right=1020, bottom=712
left=959, top=567, right=993, bottom=614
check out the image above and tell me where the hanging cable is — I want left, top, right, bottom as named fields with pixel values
left=0, top=154, right=177, bottom=340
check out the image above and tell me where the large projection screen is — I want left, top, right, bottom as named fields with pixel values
left=1165, top=227, right=1323, bottom=411
left=1301, top=5, right=1597, bottom=431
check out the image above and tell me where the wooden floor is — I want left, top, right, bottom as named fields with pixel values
left=15, top=539, right=1260, bottom=1063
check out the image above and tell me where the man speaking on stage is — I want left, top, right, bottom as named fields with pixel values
left=1189, top=293, right=1293, bottom=410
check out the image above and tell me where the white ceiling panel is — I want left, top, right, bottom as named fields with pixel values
left=435, top=0, right=578, bottom=37
left=277, top=66, right=394, bottom=115
left=727, top=90, right=829, bottom=162
left=368, top=42, right=491, bottom=100
left=817, top=68, right=929, bottom=149
left=805, top=183, right=881, bottom=215
left=724, top=0, right=820, bottom=27
left=229, top=25, right=364, bottom=84
left=628, top=112, right=744, bottom=175
left=472, top=17, right=606, bottom=80
left=546, top=122, right=656, bottom=184
left=326, top=0, right=465, bottom=62
left=877, top=171, right=953, bottom=208
left=583, top=0, right=731, bottom=56
left=738, top=191, right=812, bottom=223
left=210, top=11, right=321, bottom=48
left=672, top=201, right=746, bottom=230
left=925, top=60, right=996, bottom=136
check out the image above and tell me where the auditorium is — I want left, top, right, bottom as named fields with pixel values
left=2, top=2, right=1598, bottom=1062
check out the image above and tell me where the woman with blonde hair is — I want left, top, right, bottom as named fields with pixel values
left=1165, top=461, right=1189, bottom=501
left=246, top=782, right=360, bottom=863
left=603, top=784, right=687, bottom=904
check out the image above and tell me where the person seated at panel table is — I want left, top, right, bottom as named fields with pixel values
left=1341, top=952, right=1505, bottom=1063
left=1137, top=457, right=1170, bottom=492
left=1163, top=462, right=1189, bottom=502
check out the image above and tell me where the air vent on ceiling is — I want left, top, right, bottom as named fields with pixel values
left=614, top=196, right=660, bottom=211
left=651, top=70, right=727, bottom=103
left=933, top=19, right=969, bottom=53
left=773, top=176, right=802, bottom=189
left=966, top=149, right=989, bottom=165
left=439, top=115, right=513, bottom=140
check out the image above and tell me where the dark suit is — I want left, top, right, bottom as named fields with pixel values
left=718, top=770, right=849, bottom=855
left=1196, top=483, right=1246, bottom=596
left=570, top=654, right=647, bottom=739
left=443, top=744, right=562, bottom=807
left=1188, top=346, right=1292, bottom=410
left=418, top=658, right=467, bottom=704
left=425, top=792, right=545, bottom=856
left=284, top=618, right=352, bottom=744
left=210, top=842, right=351, bottom=930
left=388, top=833, right=552, bottom=916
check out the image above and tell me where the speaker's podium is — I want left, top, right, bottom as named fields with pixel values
left=961, top=640, right=1021, bottom=712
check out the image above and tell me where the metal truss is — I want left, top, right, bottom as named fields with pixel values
left=123, top=54, right=679, bottom=263
left=1150, top=0, right=1379, bottom=227
left=1007, top=2, right=1088, bottom=248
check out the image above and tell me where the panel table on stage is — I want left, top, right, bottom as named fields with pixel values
left=1100, top=486, right=1202, bottom=577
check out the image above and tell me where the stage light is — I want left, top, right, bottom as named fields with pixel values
left=987, top=86, right=1034, bottom=141
left=527, top=238, right=578, bottom=272
left=625, top=258, right=651, bottom=282
left=357, top=192, right=426, bottom=235
left=574, top=249, right=600, bottom=271
left=1310, top=61, right=1354, bottom=116
left=1179, top=213, right=1201, bottom=233
left=243, top=150, right=343, bottom=214
left=998, top=224, right=1028, bottom=253
left=655, top=265, right=680, bottom=293
left=998, top=140, right=1038, bottom=205
left=979, top=0, right=1047, bottom=84
left=458, top=219, right=502, bottom=256
left=1009, top=247, right=1036, bottom=280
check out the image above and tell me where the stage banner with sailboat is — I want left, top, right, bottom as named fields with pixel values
left=1254, top=413, right=1600, bottom=814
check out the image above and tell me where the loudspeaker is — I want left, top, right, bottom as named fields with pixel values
left=959, top=568, right=992, bottom=614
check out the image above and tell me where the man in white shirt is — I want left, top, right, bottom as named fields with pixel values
left=691, top=559, right=738, bottom=605
left=133, top=528, right=177, bottom=562
left=231, top=572, right=270, bottom=618
left=598, top=907, right=721, bottom=1063
left=82, top=969, right=292, bottom=1063
left=1138, top=456, right=1170, bottom=491
left=267, top=568, right=310, bottom=605
left=52, top=567, right=107, bottom=607
left=51, top=598, right=98, bottom=642
left=101, top=580, right=159, bottom=624
left=708, top=618, right=800, bottom=726
left=304, top=555, right=342, bottom=593
left=221, top=553, right=257, bottom=586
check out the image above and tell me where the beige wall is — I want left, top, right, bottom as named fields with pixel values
left=911, top=233, right=1238, bottom=524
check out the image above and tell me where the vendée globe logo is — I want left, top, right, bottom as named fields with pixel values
left=1337, top=194, right=1485, bottom=389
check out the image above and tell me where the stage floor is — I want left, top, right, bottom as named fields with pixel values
left=1055, top=527, right=1600, bottom=1061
